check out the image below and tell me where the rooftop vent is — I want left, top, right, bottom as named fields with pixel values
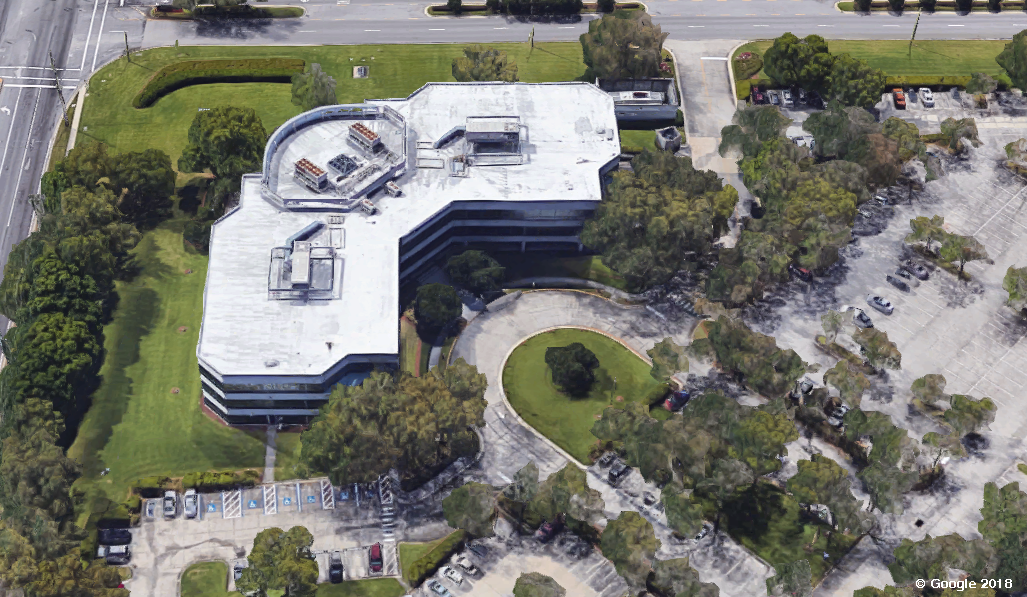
left=291, top=241, right=312, bottom=288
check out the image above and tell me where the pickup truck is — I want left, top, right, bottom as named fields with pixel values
left=892, top=88, right=906, bottom=110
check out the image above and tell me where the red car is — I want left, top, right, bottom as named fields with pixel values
left=788, top=264, right=813, bottom=282
left=368, top=543, right=383, bottom=573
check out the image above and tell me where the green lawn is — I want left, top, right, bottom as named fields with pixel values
left=398, top=532, right=457, bottom=572
left=734, top=40, right=1008, bottom=80
left=717, top=482, right=861, bottom=586
left=181, top=562, right=238, bottom=597
left=81, top=42, right=587, bottom=163
left=67, top=208, right=267, bottom=504
left=502, top=328, right=662, bottom=463
left=619, top=129, right=657, bottom=154
left=314, top=579, right=406, bottom=597
left=273, top=431, right=306, bottom=482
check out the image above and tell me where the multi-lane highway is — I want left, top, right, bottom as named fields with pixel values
left=0, top=0, right=1023, bottom=325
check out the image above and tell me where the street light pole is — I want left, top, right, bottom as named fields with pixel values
left=49, top=52, right=70, bottom=127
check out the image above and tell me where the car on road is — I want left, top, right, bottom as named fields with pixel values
left=892, top=88, right=906, bottom=109
left=98, top=529, right=132, bottom=546
left=867, top=294, right=894, bottom=314
left=441, top=566, right=464, bottom=585
left=782, top=89, right=794, bottom=108
left=97, top=545, right=131, bottom=566
left=608, top=462, right=630, bottom=485
left=902, top=260, right=929, bottom=280
left=467, top=543, right=488, bottom=559
left=329, top=550, right=344, bottom=583
left=184, top=488, right=198, bottom=519
left=428, top=580, right=452, bottom=597
left=849, top=307, right=873, bottom=329
left=536, top=520, right=564, bottom=543
left=695, top=523, right=713, bottom=542
left=920, top=88, right=935, bottom=107
left=886, top=275, right=910, bottom=292
left=597, top=452, right=617, bottom=467
left=454, top=556, right=478, bottom=576
left=163, top=490, right=177, bottom=518
left=788, top=263, right=813, bottom=282
left=369, top=542, right=383, bottom=574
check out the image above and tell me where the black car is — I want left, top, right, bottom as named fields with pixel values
left=597, top=452, right=617, bottom=467
left=467, top=543, right=489, bottom=559
left=329, top=551, right=344, bottom=583
left=98, top=529, right=132, bottom=546
left=852, top=309, right=874, bottom=329
left=535, top=520, right=564, bottom=543
left=807, top=90, right=824, bottom=109
left=886, top=275, right=910, bottom=292
left=902, top=260, right=929, bottom=280
left=609, top=462, right=630, bottom=485
left=788, top=263, right=813, bottom=282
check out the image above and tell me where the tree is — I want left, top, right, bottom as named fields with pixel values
left=910, top=373, right=947, bottom=412
left=1004, top=265, right=1027, bottom=316
left=700, top=316, right=806, bottom=398
left=601, top=511, right=660, bottom=589
left=649, top=558, right=719, bottom=597
left=663, top=490, right=705, bottom=538
left=762, top=33, right=834, bottom=90
left=882, top=117, right=927, bottom=163
left=939, top=117, right=981, bottom=153
left=63, top=143, right=113, bottom=189
left=765, top=559, right=812, bottom=597
left=978, top=482, right=1027, bottom=591
left=447, top=0, right=463, bottom=13
left=823, top=361, right=870, bottom=407
left=966, top=72, right=998, bottom=94
left=501, top=461, right=539, bottom=522
left=452, top=45, right=518, bottom=82
left=922, top=430, right=966, bottom=468
left=544, top=343, right=600, bottom=396
left=0, top=425, right=80, bottom=529
left=696, top=458, right=754, bottom=533
left=528, top=463, right=604, bottom=525
left=939, top=233, right=989, bottom=274
left=414, top=283, right=462, bottom=338
left=906, top=215, right=947, bottom=255
left=718, top=105, right=791, bottom=159
left=853, top=328, right=901, bottom=371
left=889, top=534, right=996, bottom=587
left=597, top=0, right=615, bottom=11
left=239, top=526, right=318, bottom=597
left=13, top=312, right=103, bottom=411
left=443, top=482, right=497, bottom=537
left=825, top=54, right=886, bottom=109
left=301, top=363, right=487, bottom=484
left=786, top=454, right=870, bottom=534
left=579, top=12, right=668, bottom=80
left=513, top=572, right=566, bottom=597
left=178, top=106, right=267, bottom=215
left=843, top=409, right=919, bottom=513
left=445, top=250, right=505, bottom=296
left=820, top=310, right=844, bottom=343
left=943, top=394, right=996, bottom=437
left=997, top=30, right=1027, bottom=93
left=647, top=337, right=688, bottom=382
left=21, top=249, right=102, bottom=331
left=110, top=149, right=176, bottom=228
left=290, top=63, right=337, bottom=112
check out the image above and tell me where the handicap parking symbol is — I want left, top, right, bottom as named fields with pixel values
left=248, top=499, right=259, bottom=509
left=306, top=495, right=316, bottom=504
left=207, top=503, right=217, bottom=513
left=283, top=497, right=292, bottom=506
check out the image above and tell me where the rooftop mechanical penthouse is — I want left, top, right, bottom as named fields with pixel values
left=197, top=82, right=621, bottom=425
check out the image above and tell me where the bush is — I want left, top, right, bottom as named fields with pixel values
left=123, top=494, right=142, bottom=513
left=854, top=0, right=872, bottom=9
left=448, top=0, right=463, bottom=12
left=80, top=529, right=99, bottom=560
left=184, top=219, right=213, bottom=253
left=403, top=530, right=467, bottom=586
left=182, top=469, right=260, bottom=492
left=885, top=75, right=972, bottom=90
left=733, top=51, right=764, bottom=81
left=133, top=58, right=305, bottom=108
left=598, top=0, right=616, bottom=10
left=132, top=475, right=172, bottom=498
left=674, top=109, right=684, bottom=127
left=643, top=382, right=671, bottom=406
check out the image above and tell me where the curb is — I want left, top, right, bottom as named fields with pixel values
left=666, top=46, right=689, bottom=146
left=727, top=40, right=749, bottom=110
left=494, top=325, right=655, bottom=470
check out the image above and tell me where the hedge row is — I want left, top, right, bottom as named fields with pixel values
left=182, top=469, right=261, bottom=492
left=737, top=74, right=1010, bottom=101
left=132, top=475, right=174, bottom=498
left=133, top=58, right=305, bottom=108
left=403, top=530, right=467, bottom=586
left=733, top=52, right=764, bottom=82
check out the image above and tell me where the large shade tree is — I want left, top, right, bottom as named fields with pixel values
left=544, top=343, right=600, bottom=396
left=601, top=511, right=660, bottom=589
left=290, top=63, right=338, bottom=112
left=579, top=12, right=668, bottom=80
left=452, top=45, right=519, bottom=82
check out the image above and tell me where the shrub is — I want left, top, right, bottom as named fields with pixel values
left=123, top=494, right=142, bottom=513
left=642, top=382, right=671, bottom=406
left=920, top=0, right=937, bottom=9
left=182, top=469, right=260, bottom=492
left=132, top=475, right=172, bottom=498
left=598, top=0, right=616, bottom=10
left=448, top=0, right=463, bottom=12
left=854, top=0, right=872, bottom=10
left=884, top=75, right=972, bottom=89
left=133, top=58, right=305, bottom=108
left=403, top=530, right=467, bottom=586
left=733, top=51, right=764, bottom=81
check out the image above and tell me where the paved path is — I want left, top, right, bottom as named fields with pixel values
left=263, top=426, right=277, bottom=484
left=505, top=277, right=642, bottom=301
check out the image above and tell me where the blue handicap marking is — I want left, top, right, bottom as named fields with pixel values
left=307, top=495, right=316, bottom=503
left=248, top=499, right=259, bottom=509
left=283, top=497, right=292, bottom=506
left=207, top=503, right=217, bottom=512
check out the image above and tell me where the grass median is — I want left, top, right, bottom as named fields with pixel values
left=180, top=561, right=238, bottom=597
left=502, top=328, right=662, bottom=463
left=80, top=43, right=588, bottom=165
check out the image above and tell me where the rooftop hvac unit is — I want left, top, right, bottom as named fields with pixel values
left=360, top=198, right=377, bottom=214
left=295, top=158, right=327, bottom=191
left=349, top=123, right=382, bottom=151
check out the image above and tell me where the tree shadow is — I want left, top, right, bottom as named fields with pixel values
left=723, top=482, right=788, bottom=543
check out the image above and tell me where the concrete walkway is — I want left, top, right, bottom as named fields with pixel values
left=263, top=426, right=277, bottom=484
left=505, top=277, right=642, bottom=302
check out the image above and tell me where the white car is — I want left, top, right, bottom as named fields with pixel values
left=184, top=489, right=198, bottom=519
left=920, top=88, right=935, bottom=107
left=441, top=566, right=464, bottom=585
left=453, top=556, right=478, bottom=576
left=163, top=490, right=177, bottom=518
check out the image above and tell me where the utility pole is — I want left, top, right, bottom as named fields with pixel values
left=908, top=9, right=921, bottom=58
left=49, top=51, right=70, bottom=127
left=124, top=31, right=130, bottom=62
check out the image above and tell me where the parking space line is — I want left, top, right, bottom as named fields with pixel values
left=321, top=479, right=335, bottom=509
left=223, top=490, right=242, bottom=519
left=264, top=484, right=277, bottom=515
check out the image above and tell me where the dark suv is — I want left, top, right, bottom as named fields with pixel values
left=609, top=462, right=630, bottom=485
left=98, top=529, right=132, bottom=546
left=329, top=550, right=344, bottom=583
left=535, top=520, right=564, bottom=543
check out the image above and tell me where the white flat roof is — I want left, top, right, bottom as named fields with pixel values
left=198, top=83, right=620, bottom=378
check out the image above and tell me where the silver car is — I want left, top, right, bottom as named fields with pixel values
left=184, top=489, right=198, bottom=519
left=866, top=294, right=894, bottom=315
left=163, top=490, right=177, bottom=518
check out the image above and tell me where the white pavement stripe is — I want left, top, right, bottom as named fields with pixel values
left=1, top=76, right=80, bottom=81
left=7, top=89, right=41, bottom=231
left=364, top=29, right=380, bottom=31
left=700, top=56, right=727, bottom=60
left=493, top=27, right=508, bottom=29
left=0, top=65, right=80, bottom=70
left=81, top=0, right=101, bottom=71
left=5, top=85, right=77, bottom=89
left=91, top=0, right=111, bottom=72
left=0, top=87, right=24, bottom=191
left=429, top=28, right=445, bottom=30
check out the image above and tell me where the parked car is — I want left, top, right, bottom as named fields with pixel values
left=441, top=566, right=464, bottom=585
left=368, top=542, right=383, bottom=573
left=920, top=87, right=935, bottom=107
left=97, top=545, right=131, bottom=566
left=788, top=263, right=813, bottom=282
left=184, top=488, right=198, bottom=519
left=664, top=390, right=690, bottom=411
left=850, top=308, right=874, bottom=329
left=608, top=462, right=630, bottom=485
left=752, top=88, right=765, bottom=105
left=467, top=543, right=489, bottom=559
left=893, top=268, right=914, bottom=281
left=234, top=563, right=245, bottom=581
left=892, top=88, right=906, bottom=109
left=906, top=87, right=917, bottom=104
left=952, top=87, right=961, bottom=102
left=886, top=275, right=911, bottom=292
left=807, top=90, right=824, bottom=109
left=695, top=523, right=713, bottom=541
left=643, top=492, right=658, bottom=506
left=329, top=550, right=344, bottom=583
left=902, top=260, right=929, bottom=280
left=769, top=91, right=781, bottom=106
left=874, top=194, right=889, bottom=205
left=866, top=294, right=894, bottom=314
left=427, top=580, right=452, bottom=597
left=163, top=490, right=177, bottom=518
left=536, top=520, right=564, bottom=543
left=597, top=452, right=617, bottom=467
left=454, top=556, right=478, bottom=576
left=98, top=529, right=132, bottom=546
left=782, top=89, right=794, bottom=108
left=145, top=500, right=156, bottom=518
left=796, top=88, right=808, bottom=105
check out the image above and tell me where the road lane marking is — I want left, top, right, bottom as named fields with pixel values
left=883, top=24, right=899, bottom=26
left=559, top=25, right=576, bottom=27
left=299, top=30, right=316, bottom=32
left=91, top=0, right=111, bottom=72
left=80, top=0, right=101, bottom=72
left=948, top=24, right=965, bottom=26
left=0, top=88, right=23, bottom=193
left=753, top=24, right=769, bottom=26
left=818, top=23, right=833, bottom=25
left=494, top=26, right=508, bottom=29
left=688, top=25, right=705, bottom=27
left=429, top=28, right=445, bottom=30
left=364, top=29, right=381, bottom=31
left=3, top=84, right=78, bottom=89
left=7, top=88, right=40, bottom=230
